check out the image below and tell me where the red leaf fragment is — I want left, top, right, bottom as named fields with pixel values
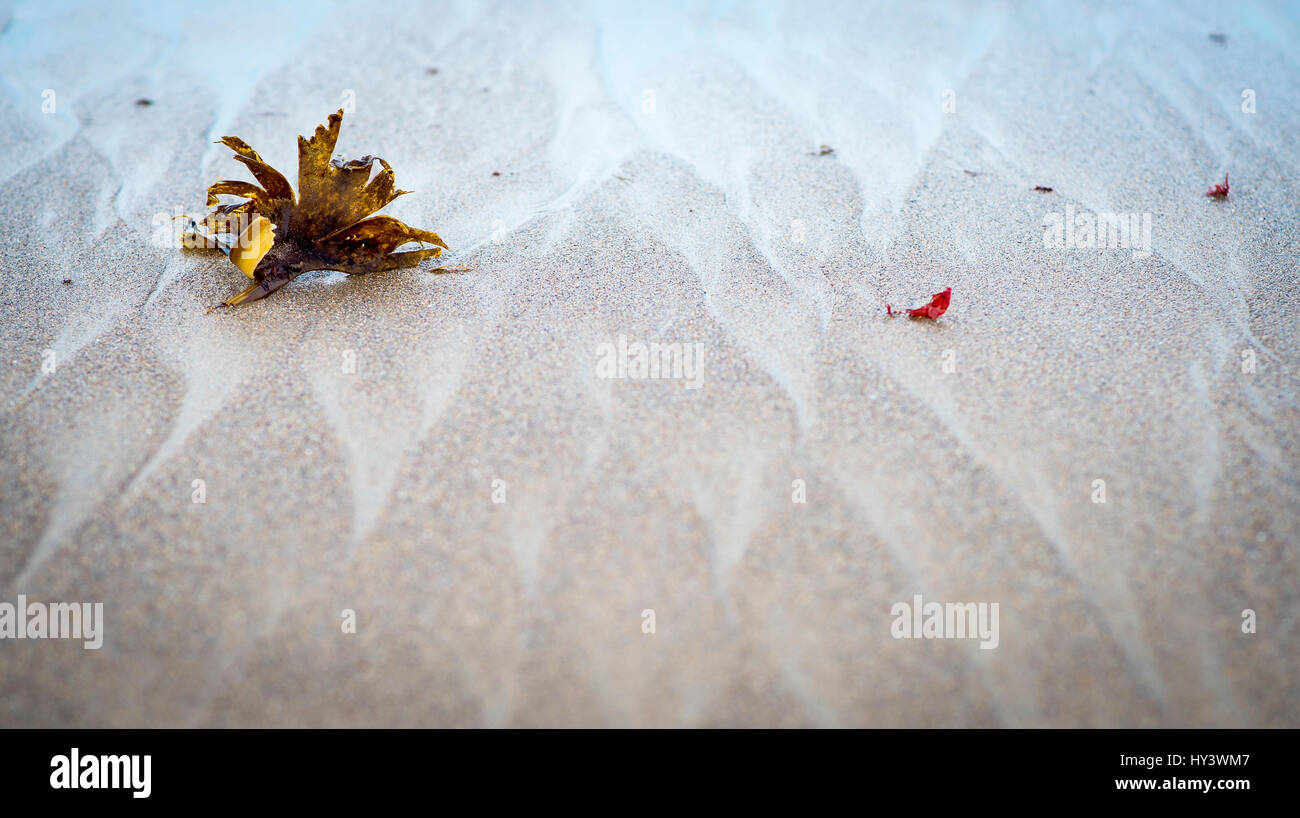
left=887, top=287, right=951, bottom=320
left=1206, top=172, right=1229, bottom=199
left=908, top=287, right=951, bottom=319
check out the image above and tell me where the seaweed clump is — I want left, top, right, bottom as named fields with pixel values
left=184, top=109, right=458, bottom=309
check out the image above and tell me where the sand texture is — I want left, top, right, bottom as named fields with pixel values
left=1, top=0, right=1297, bottom=726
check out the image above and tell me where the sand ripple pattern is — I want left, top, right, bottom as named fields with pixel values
left=1, top=0, right=1298, bottom=726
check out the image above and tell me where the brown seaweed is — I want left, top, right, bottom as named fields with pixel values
left=185, top=109, right=462, bottom=310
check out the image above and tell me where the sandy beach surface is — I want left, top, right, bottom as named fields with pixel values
left=1, top=0, right=1297, bottom=727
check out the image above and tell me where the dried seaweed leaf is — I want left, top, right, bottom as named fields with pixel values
left=322, top=215, right=447, bottom=253
left=205, top=180, right=271, bottom=211
left=188, top=109, right=456, bottom=309
left=229, top=215, right=276, bottom=278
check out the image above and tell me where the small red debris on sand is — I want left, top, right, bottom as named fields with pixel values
left=1033, top=185, right=1053, bottom=192
left=491, top=171, right=501, bottom=176
left=908, top=287, right=951, bottom=319
left=887, top=287, right=951, bottom=320
left=1206, top=172, right=1229, bottom=199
